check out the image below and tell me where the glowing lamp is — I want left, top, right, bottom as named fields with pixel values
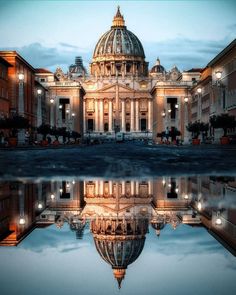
left=18, top=73, right=24, bottom=81
left=197, top=88, right=202, bottom=94
left=215, top=71, right=222, bottom=80
left=37, top=89, right=42, bottom=95
left=19, top=218, right=26, bottom=225
left=184, top=97, right=189, bottom=103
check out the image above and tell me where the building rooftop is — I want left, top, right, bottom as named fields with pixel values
left=35, top=68, right=53, bottom=74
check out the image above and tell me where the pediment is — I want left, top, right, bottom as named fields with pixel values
left=98, top=83, right=135, bottom=93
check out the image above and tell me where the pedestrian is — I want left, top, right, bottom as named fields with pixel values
left=165, top=127, right=169, bottom=143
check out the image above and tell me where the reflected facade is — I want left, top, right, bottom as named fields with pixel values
left=0, top=176, right=236, bottom=288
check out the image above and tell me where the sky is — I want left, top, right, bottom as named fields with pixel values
left=0, top=0, right=235, bottom=72
left=0, top=223, right=236, bottom=295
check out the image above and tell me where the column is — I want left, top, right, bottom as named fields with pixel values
left=109, top=181, right=113, bottom=195
left=130, top=99, right=135, bottom=132
left=95, top=99, right=99, bottom=132
left=135, top=182, right=139, bottom=196
left=121, top=181, right=125, bottom=196
left=148, top=99, right=153, bottom=132
left=131, top=181, right=135, bottom=196
left=37, top=94, right=42, bottom=127
left=108, top=100, right=113, bottom=132
left=99, top=181, right=103, bottom=196
left=83, top=99, right=86, bottom=133
left=95, top=181, right=99, bottom=196
left=100, top=99, right=104, bottom=132
left=148, top=181, right=152, bottom=195
left=121, top=99, right=125, bottom=132
left=135, top=99, right=139, bottom=131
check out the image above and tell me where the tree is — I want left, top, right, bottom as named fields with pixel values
left=210, top=114, right=236, bottom=137
left=0, top=115, right=30, bottom=137
left=37, top=124, right=51, bottom=140
left=186, top=121, right=209, bottom=139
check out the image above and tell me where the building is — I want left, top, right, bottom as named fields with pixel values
left=0, top=57, right=12, bottom=118
left=37, top=7, right=200, bottom=142
left=190, top=39, right=236, bottom=141
left=0, top=51, right=36, bottom=126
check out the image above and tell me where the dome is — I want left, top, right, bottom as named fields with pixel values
left=91, top=216, right=148, bottom=288
left=150, top=58, right=165, bottom=74
left=94, top=237, right=145, bottom=269
left=93, top=7, right=145, bottom=59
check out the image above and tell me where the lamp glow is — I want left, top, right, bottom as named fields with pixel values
left=197, top=201, right=202, bottom=211
left=19, top=218, right=26, bottom=225
left=197, top=88, right=202, bottom=94
left=59, top=105, right=63, bottom=109
left=184, top=194, right=189, bottom=200
left=50, top=194, right=55, bottom=199
left=215, top=71, right=222, bottom=80
left=38, top=203, right=43, bottom=209
left=175, top=104, right=179, bottom=109
left=72, top=112, right=76, bottom=117
left=184, top=97, right=189, bottom=103
left=59, top=188, right=63, bottom=193
left=50, top=98, right=54, bottom=104
left=168, top=109, right=171, bottom=113
left=18, top=73, right=24, bottom=81
left=37, top=89, right=42, bottom=95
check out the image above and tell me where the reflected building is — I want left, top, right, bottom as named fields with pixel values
left=0, top=176, right=236, bottom=284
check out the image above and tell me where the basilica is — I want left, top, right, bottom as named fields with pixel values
left=35, top=7, right=201, bottom=142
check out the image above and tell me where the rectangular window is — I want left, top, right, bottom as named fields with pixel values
left=141, top=118, right=146, bottom=131
left=167, top=97, right=177, bottom=119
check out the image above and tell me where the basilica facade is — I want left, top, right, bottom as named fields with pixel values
left=35, top=7, right=201, bottom=142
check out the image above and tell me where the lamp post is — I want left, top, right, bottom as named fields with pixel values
left=50, top=98, right=55, bottom=127
left=197, top=87, right=202, bottom=121
left=37, top=88, right=42, bottom=128
left=184, top=96, right=189, bottom=143
left=19, top=184, right=26, bottom=226
left=18, top=73, right=25, bottom=145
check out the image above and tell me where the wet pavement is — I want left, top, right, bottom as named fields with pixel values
left=0, top=142, right=236, bottom=178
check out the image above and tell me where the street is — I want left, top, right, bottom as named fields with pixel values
left=0, top=142, right=236, bottom=179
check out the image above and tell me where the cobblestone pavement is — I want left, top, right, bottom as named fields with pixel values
left=0, top=142, right=236, bottom=179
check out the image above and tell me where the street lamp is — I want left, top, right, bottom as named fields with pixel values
left=184, top=97, right=189, bottom=103
left=72, top=112, right=76, bottom=117
left=175, top=104, right=179, bottom=109
left=215, top=71, right=222, bottom=80
left=161, top=110, right=166, bottom=117
left=18, top=73, right=24, bottom=82
left=215, top=211, right=222, bottom=225
left=197, top=87, right=202, bottom=94
left=59, top=104, right=63, bottom=110
left=19, top=218, right=26, bottom=225
left=37, top=202, right=43, bottom=209
left=184, top=194, right=189, bottom=200
left=37, top=88, right=42, bottom=128
left=18, top=73, right=25, bottom=144
left=50, top=194, right=55, bottom=200
left=197, top=201, right=202, bottom=211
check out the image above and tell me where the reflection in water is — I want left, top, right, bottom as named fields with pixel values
left=0, top=176, right=236, bottom=289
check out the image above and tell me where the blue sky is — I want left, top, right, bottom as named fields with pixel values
left=0, top=223, right=235, bottom=295
left=0, top=0, right=235, bottom=72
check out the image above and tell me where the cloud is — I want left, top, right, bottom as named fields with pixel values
left=0, top=35, right=235, bottom=73
left=144, top=36, right=235, bottom=70
left=0, top=42, right=92, bottom=72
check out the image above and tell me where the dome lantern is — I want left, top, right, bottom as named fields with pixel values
left=112, top=6, right=125, bottom=27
